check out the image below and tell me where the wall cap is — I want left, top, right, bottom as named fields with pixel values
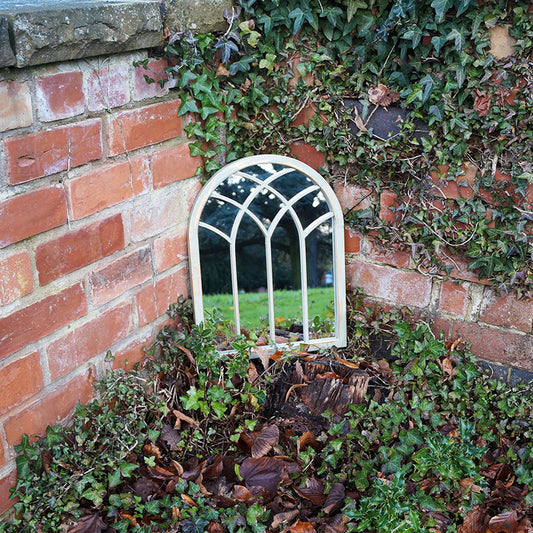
left=0, top=0, right=232, bottom=68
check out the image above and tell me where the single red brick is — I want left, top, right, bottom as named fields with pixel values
left=289, top=102, right=326, bottom=127
left=47, top=303, right=133, bottom=380
left=133, top=59, right=169, bottom=100
left=5, top=119, right=102, bottom=184
left=439, top=280, right=469, bottom=317
left=289, top=142, right=325, bottom=171
left=0, top=282, right=87, bottom=359
left=0, top=469, right=17, bottom=515
left=479, top=289, right=533, bottom=333
left=91, top=248, right=152, bottom=305
left=0, top=352, right=43, bottom=415
left=430, top=315, right=452, bottom=339
left=333, top=181, right=375, bottom=214
left=0, top=251, right=33, bottom=305
left=0, top=80, right=32, bottom=132
left=86, top=63, right=130, bottom=112
left=437, top=249, right=491, bottom=285
left=130, top=187, right=188, bottom=241
left=344, top=228, right=361, bottom=254
left=35, top=72, right=84, bottom=122
left=153, top=228, right=188, bottom=272
left=451, top=321, right=533, bottom=371
left=346, top=260, right=432, bottom=308
left=131, top=156, right=151, bottom=195
left=4, top=372, right=94, bottom=446
left=136, top=268, right=188, bottom=326
left=67, top=159, right=145, bottom=220
left=36, top=214, right=124, bottom=285
left=366, top=238, right=411, bottom=268
left=429, top=163, right=476, bottom=199
left=108, top=100, right=181, bottom=155
left=112, top=334, right=152, bottom=370
left=0, top=186, right=67, bottom=249
left=151, top=143, right=202, bottom=189
left=379, top=189, right=399, bottom=223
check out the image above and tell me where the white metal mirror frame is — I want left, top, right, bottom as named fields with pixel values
left=188, top=154, right=347, bottom=350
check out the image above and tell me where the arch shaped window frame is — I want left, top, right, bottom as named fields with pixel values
left=188, top=154, right=346, bottom=350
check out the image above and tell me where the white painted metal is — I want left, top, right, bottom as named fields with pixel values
left=188, top=154, right=347, bottom=350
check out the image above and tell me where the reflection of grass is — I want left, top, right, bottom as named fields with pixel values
left=203, top=287, right=334, bottom=331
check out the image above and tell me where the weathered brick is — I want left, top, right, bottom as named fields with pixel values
left=439, top=280, right=469, bottom=317
left=130, top=187, right=186, bottom=241
left=151, top=143, right=202, bottom=189
left=333, top=182, right=374, bottom=214
left=47, top=303, right=133, bottom=380
left=430, top=315, right=452, bottom=340
left=289, top=101, right=326, bottom=127
left=437, top=249, right=491, bottom=285
left=136, top=268, right=188, bottom=326
left=153, top=228, right=187, bottom=273
left=108, top=100, right=181, bottom=155
left=0, top=252, right=33, bottom=305
left=0, top=283, right=87, bottom=359
left=366, top=238, right=410, bottom=268
left=4, top=372, right=94, bottom=446
left=86, top=63, right=130, bottom=112
left=452, top=321, right=533, bottom=371
left=0, top=80, right=32, bottom=132
left=344, top=228, right=361, bottom=254
left=0, top=352, right=43, bottom=415
left=0, top=438, right=4, bottom=467
left=5, top=119, right=102, bottom=184
left=379, top=189, right=399, bottom=223
left=91, top=248, right=152, bottom=306
left=289, top=142, right=325, bottom=171
left=112, top=334, right=152, bottom=370
left=0, top=186, right=67, bottom=249
left=0, top=469, right=17, bottom=515
left=346, top=260, right=433, bottom=308
left=35, top=72, right=84, bottom=122
left=36, top=214, right=124, bottom=285
left=479, top=289, right=533, bottom=333
left=67, top=158, right=148, bottom=220
left=133, top=58, right=169, bottom=100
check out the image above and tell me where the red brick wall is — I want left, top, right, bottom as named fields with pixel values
left=0, top=55, right=200, bottom=514
left=335, top=180, right=533, bottom=375
left=1, top=50, right=532, bottom=516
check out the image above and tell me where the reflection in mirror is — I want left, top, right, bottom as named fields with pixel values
left=189, top=155, right=346, bottom=350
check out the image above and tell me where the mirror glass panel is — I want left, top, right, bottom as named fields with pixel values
left=190, top=155, right=346, bottom=348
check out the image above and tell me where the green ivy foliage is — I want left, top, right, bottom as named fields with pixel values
left=157, top=0, right=533, bottom=293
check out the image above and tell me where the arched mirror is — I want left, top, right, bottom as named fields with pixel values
left=188, top=155, right=346, bottom=350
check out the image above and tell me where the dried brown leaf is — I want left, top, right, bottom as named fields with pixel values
left=181, top=493, right=199, bottom=508
left=488, top=510, right=519, bottom=533
left=296, top=431, right=319, bottom=455
left=286, top=520, right=316, bottom=533
left=271, top=510, right=300, bottom=528
left=252, top=425, right=280, bottom=458
left=352, top=106, right=368, bottom=132
left=458, top=505, right=489, bottom=533
left=232, top=484, right=254, bottom=501
left=240, top=457, right=293, bottom=496
left=295, top=477, right=326, bottom=506
left=173, top=409, right=198, bottom=428
left=368, top=83, right=400, bottom=106
left=323, top=483, right=346, bottom=515
left=67, top=514, right=106, bottom=533
left=143, top=442, right=162, bottom=460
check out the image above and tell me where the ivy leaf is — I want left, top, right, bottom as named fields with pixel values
left=179, top=70, right=197, bottom=89
left=456, top=0, right=474, bottom=17
left=429, top=104, right=443, bottom=120
left=258, top=14, right=272, bottom=35
left=108, top=469, right=121, bottom=489
left=420, top=74, right=435, bottom=102
left=446, top=28, right=465, bottom=51
left=178, top=98, right=200, bottom=117
left=346, top=0, right=367, bottom=22
left=431, top=0, right=454, bottom=23
left=229, top=56, right=254, bottom=75
left=200, top=106, right=220, bottom=120
left=288, top=7, right=314, bottom=34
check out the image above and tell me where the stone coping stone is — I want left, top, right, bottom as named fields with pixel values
left=0, top=0, right=232, bottom=68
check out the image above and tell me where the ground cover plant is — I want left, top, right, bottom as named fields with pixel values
left=2, top=297, right=532, bottom=532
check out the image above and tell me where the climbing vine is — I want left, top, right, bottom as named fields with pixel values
left=151, top=0, right=533, bottom=294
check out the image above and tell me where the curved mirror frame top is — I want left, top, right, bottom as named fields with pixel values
left=188, top=155, right=346, bottom=350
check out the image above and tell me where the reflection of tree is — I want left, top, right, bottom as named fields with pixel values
left=199, top=168, right=332, bottom=294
